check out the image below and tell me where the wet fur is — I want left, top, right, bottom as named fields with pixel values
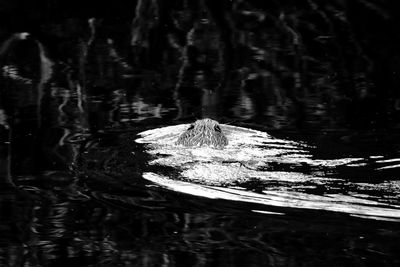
left=176, top=118, right=228, bottom=148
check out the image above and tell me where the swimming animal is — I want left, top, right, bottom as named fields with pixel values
left=135, top=120, right=400, bottom=221
left=176, top=118, right=228, bottom=148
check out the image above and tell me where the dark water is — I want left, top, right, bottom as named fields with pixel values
left=1, top=0, right=400, bottom=266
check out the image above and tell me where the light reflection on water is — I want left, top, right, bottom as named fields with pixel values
left=137, top=123, right=400, bottom=221
left=0, top=0, right=400, bottom=265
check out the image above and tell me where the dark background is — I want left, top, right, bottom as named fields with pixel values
left=1, top=0, right=400, bottom=266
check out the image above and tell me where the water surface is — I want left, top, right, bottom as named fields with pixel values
left=1, top=0, right=400, bottom=266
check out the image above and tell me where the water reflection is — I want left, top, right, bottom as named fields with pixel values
left=136, top=123, right=400, bottom=221
left=0, top=0, right=399, bottom=265
left=3, top=181, right=400, bottom=266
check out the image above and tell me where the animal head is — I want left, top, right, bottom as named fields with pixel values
left=176, top=118, right=228, bottom=148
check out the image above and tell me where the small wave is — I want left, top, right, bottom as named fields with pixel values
left=137, top=123, right=400, bottom=221
left=143, top=172, right=400, bottom=222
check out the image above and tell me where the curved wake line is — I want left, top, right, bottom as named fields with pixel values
left=137, top=123, right=400, bottom=221
left=143, top=173, right=400, bottom=222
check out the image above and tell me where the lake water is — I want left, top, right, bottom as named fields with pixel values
left=1, top=1, right=400, bottom=266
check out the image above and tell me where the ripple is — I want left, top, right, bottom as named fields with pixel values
left=137, top=123, right=400, bottom=221
left=143, top=172, right=400, bottom=221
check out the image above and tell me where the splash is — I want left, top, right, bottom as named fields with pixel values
left=134, top=123, right=400, bottom=221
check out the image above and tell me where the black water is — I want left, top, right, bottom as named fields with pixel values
left=1, top=0, right=400, bottom=266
